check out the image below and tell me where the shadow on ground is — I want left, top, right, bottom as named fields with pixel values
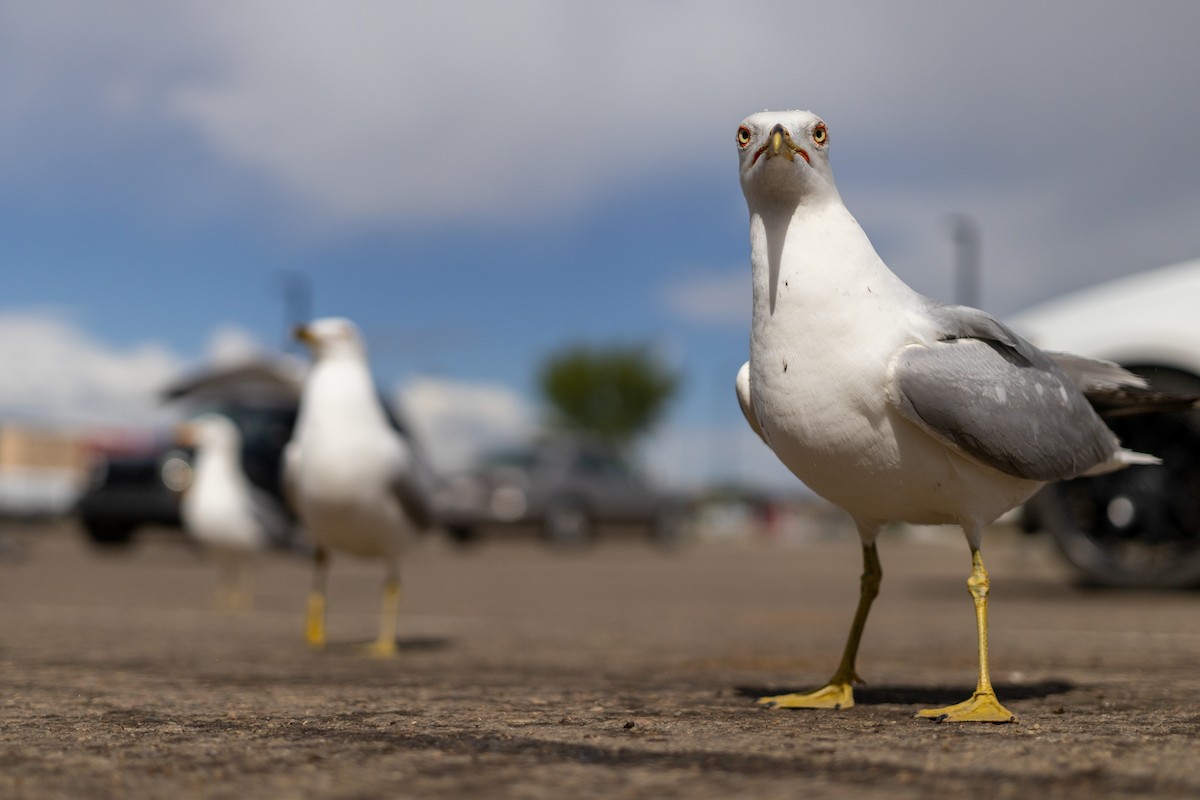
left=320, top=636, right=455, bottom=654
left=735, top=680, right=1075, bottom=706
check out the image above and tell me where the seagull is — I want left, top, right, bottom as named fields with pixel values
left=179, top=413, right=291, bottom=610
left=734, top=110, right=1178, bottom=722
left=284, top=317, right=435, bottom=657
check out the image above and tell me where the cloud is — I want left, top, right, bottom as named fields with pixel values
left=641, top=421, right=806, bottom=494
left=0, top=315, right=294, bottom=431
left=203, top=324, right=274, bottom=366
left=397, top=375, right=536, bottom=475
left=0, top=311, right=184, bottom=428
left=395, top=373, right=804, bottom=491
left=8, top=2, right=1200, bottom=240
left=662, top=269, right=750, bottom=327
left=3, top=1, right=1200, bottom=320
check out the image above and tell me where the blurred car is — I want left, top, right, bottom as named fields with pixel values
left=76, top=357, right=431, bottom=548
left=1011, top=258, right=1200, bottom=587
left=434, top=437, right=688, bottom=547
left=77, top=402, right=297, bottom=546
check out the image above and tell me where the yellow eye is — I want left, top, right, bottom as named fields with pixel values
left=812, top=124, right=827, bottom=145
left=736, top=125, right=752, bottom=148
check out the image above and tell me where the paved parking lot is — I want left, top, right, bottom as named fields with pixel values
left=2, top=521, right=1198, bottom=799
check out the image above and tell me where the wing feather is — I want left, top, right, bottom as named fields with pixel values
left=893, top=304, right=1122, bottom=481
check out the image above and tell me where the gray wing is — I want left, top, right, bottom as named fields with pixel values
left=1043, top=351, right=1148, bottom=392
left=892, top=303, right=1120, bottom=481
left=387, top=435, right=437, bottom=532
left=281, top=439, right=302, bottom=516
left=248, top=485, right=296, bottom=547
left=1045, top=351, right=1200, bottom=418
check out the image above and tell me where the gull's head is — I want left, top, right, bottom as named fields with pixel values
left=736, top=110, right=836, bottom=205
left=178, top=413, right=241, bottom=454
left=293, top=317, right=367, bottom=361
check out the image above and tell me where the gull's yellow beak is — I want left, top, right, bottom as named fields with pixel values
left=763, top=124, right=809, bottom=165
left=175, top=422, right=198, bottom=447
left=293, top=325, right=317, bottom=346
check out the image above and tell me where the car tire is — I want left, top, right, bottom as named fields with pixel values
left=83, top=521, right=136, bottom=547
left=1033, top=366, right=1200, bottom=588
left=446, top=525, right=477, bottom=546
left=543, top=497, right=592, bottom=549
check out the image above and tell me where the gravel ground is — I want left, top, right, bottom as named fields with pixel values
left=1, top=521, right=1198, bottom=799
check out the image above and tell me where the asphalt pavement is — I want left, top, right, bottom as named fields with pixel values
left=2, top=521, right=1198, bottom=799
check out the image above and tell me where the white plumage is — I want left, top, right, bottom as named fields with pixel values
left=180, top=412, right=287, bottom=609
left=735, top=110, right=1160, bottom=722
left=284, top=317, right=433, bottom=656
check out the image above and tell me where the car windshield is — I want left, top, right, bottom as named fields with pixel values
left=481, top=450, right=538, bottom=472
left=201, top=405, right=296, bottom=448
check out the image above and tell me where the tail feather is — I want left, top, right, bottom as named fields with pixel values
left=1046, top=351, right=1200, bottom=418
left=1082, top=448, right=1162, bottom=477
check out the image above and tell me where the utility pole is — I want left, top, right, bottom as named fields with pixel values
left=950, top=214, right=982, bottom=309
left=279, top=271, right=312, bottom=352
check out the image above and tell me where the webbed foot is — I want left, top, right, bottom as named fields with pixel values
left=917, top=691, right=1016, bottom=723
left=757, top=682, right=855, bottom=710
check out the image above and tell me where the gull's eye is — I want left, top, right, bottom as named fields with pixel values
left=812, top=124, right=827, bottom=145
left=736, top=125, right=752, bottom=148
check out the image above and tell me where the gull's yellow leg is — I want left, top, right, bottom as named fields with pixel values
left=760, top=542, right=881, bottom=710
left=230, top=559, right=254, bottom=612
left=305, top=547, right=329, bottom=649
left=362, top=579, right=401, bottom=658
left=214, top=565, right=234, bottom=611
left=215, top=555, right=247, bottom=612
left=917, top=547, right=1017, bottom=723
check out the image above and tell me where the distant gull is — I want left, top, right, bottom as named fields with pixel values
left=733, top=110, right=1188, bottom=722
left=179, top=413, right=291, bottom=610
left=284, top=318, right=435, bottom=656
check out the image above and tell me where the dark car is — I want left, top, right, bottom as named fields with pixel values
left=1011, top=260, right=1200, bottom=588
left=76, top=357, right=429, bottom=548
left=434, top=437, right=688, bottom=548
left=76, top=402, right=298, bottom=546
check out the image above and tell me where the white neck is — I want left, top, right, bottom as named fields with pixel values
left=747, top=196, right=915, bottom=332
left=297, top=355, right=390, bottom=436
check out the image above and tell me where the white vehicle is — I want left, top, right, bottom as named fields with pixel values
left=1011, top=258, right=1200, bottom=587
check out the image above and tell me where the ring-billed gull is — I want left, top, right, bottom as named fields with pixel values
left=734, top=110, right=1187, bottom=722
left=179, top=412, right=291, bottom=610
left=285, top=318, right=435, bottom=657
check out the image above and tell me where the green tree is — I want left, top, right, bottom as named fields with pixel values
left=538, top=344, right=679, bottom=447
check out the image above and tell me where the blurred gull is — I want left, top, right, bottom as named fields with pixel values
left=733, top=110, right=1191, bottom=722
left=179, top=413, right=290, bottom=610
left=285, top=317, right=435, bottom=657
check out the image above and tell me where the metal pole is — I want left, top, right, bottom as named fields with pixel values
left=950, top=214, right=982, bottom=309
left=279, top=272, right=312, bottom=352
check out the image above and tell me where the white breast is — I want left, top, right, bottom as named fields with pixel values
left=290, top=359, right=413, bottom=558
left=182, top=451, right=266, bottom=552
left=747, top=205, right=1041, bottom=526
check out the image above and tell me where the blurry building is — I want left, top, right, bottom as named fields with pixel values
left=0, top=423, right=91, bottom=517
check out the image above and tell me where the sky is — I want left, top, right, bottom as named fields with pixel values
left=1, top=1, right=1199, bottom=489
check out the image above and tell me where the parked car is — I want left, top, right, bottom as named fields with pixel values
left=77, top=402, right=297, bottom=546
left=77, top=357, right=429, bottom=548
left=1011, top=259, right=1200, bottom=587
left=434, top=437, right=688, bottom=548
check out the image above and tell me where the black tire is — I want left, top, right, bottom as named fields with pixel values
left=542, top=497, right=592, bottom=548
left=446, top=525, right=477, bottom=546
left=83, top=521, right=136, bottom=547
left=1033, top=366, right=1200, bottom=588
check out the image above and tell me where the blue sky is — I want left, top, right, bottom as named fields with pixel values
left=2, top=2, right=1200, bottom=488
